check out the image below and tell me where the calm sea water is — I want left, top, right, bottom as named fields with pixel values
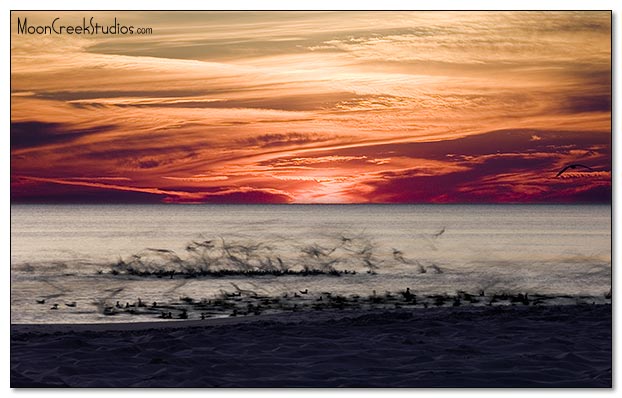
left=11, top=204, right=611, bottom=323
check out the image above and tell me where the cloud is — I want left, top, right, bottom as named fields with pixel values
left=11, top=176, right=165, bottom=204
left=67, top=92, right=358, bottom=112
left=12, top=175, right=294, bottom=204
left=165, top=187, right=293, bottom=204
left=559, top=94, right=612, bottom=114
left=281, top=129, right=611, bottom=203
left=10, top=11, right=611, bottom=204
left=11, top=121, right=116, bottom=149
left=239, top=132, right=339, bottom=148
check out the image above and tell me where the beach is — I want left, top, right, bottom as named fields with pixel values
left=11, top=303, right=612, bottom=388
left=9, top=203, right=613, bottom=388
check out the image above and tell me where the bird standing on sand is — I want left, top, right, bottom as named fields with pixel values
left=555, top=164, right=594, bottom=177
left=402, top=288, right=415, bottom=302
left=103, top=306, right=116, bottom=315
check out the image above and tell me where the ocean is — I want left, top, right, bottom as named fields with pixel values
left=10, top=204, right=611, bottom=324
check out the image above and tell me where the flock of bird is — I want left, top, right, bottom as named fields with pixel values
left=35, top=299, right=76, bottom=310
left=34, top=285, right=611, bottom=321
left=31, top=184, right=607, bottom=323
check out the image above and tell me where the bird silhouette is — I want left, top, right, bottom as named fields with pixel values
left=556, top=164, right=594, bottom=177
left=432, top=227, right=446, bottom=238
left=392, top=249, right=406, bottom=263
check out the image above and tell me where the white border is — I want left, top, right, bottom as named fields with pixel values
left=2, top=1, right=619, bottom=397
left=1, top=0, right=621, bottom=10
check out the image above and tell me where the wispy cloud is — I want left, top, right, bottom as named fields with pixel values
left=11, top=11, right=611, bottom=203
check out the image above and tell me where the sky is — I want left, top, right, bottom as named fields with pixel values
left=10, top=11, right=611, bottom=204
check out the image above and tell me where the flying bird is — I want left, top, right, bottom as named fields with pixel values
left=555, top=164, right=594, bottom=177
left=432, top=227, right=446, bottom=238
left=392, top=249, right=406, bottom=263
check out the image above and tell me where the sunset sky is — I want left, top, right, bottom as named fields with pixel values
left=11, top=11, right=611, bottom=203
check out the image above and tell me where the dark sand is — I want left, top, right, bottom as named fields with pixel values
left=11, top=304, right=611, bottom=388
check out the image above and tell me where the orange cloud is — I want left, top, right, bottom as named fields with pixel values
left=11, top=11, right=611, bottom=203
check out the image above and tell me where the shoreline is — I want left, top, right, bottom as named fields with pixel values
left=12, top=283, right=612, bottom=325
left=10, top=302, right=611, bottom=332
left=11, top=304, right=612, bottom=387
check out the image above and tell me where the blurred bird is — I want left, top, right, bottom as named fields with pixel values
left=555, top=164, right=594, bottom=177
left=392, top=249, right=406, bottom=263
left=432, top=227, right=446, bottom=238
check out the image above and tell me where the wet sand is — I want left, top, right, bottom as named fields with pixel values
left=11, top=304, right=611, bottom=387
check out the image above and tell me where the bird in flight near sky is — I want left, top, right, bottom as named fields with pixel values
left=555, top=164, right=594, bottom=178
